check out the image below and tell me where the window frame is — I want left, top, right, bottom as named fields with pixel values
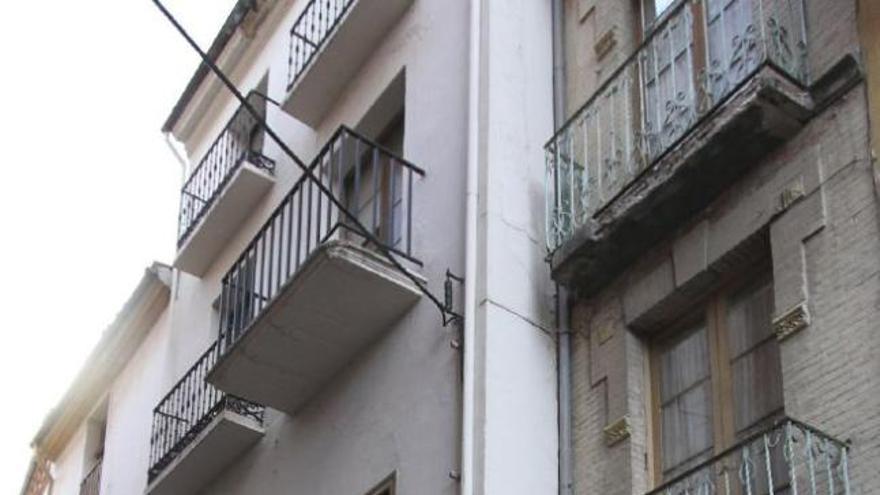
left=342, top=112, right=405, bottom=250
left=364, top=473, right=397, bottom=495
left=648, top=264, right=782, bottom=485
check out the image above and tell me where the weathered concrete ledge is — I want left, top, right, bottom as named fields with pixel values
left=551, top=65, right=814, bottom=295
left=145, top=411, right=264, bottom=495
left=207, top=240, right=423, bottom=415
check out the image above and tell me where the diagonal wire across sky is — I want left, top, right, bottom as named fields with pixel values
left=0, top=1, right=236, bottom=492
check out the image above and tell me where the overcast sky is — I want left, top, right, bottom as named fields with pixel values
left=0, top=1, right=236, bottom=491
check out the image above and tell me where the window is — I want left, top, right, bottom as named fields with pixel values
left=244, top=75, right=269, bottom=163
left=636, top=0, right=757, bottom=159
left=219, top=254, right=262, bottom=342
left=84, top=402, right=107, bottom=468
left=641, top=0, right=679, bottom=29
left=364, top=474, right=396, bottom=495
left=655, top=0, right=676, bottom=17
left=651, top=271, right=783, bottom=483
left=343, top=114, right=405, bottom=251
left=639, top=0, right=698, bottom=157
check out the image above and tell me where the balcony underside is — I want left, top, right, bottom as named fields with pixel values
left=551, top=67, right=812, bottom=294
left=145, top=410, right=263, bottom=495
left=208, top=241, right=422, bottom=414
left=283, top=0, right=413, bottom=127
left=175, top=161, right=274, bottom=276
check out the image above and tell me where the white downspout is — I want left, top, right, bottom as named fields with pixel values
left=164, top=132, right=190, bottom=179
left=551, top=2, right=573, bottom=494
left=461, top=0, right=482, bottom=493
left=164, top=131, right=189, bottom=298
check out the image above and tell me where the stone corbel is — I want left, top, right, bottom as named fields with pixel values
left=603, top=416, right=631, bottom=447
left=772, top=302, right=811, bottom=340
left=770, top=155, right=826, bottom=342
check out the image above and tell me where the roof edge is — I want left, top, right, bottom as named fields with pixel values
left=31, top=263, right=173, bottom=458
left=161, top=0, right=258, bottom=134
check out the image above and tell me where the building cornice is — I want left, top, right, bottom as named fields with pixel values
left=31, top=263, right=172, bottom=459
left=161, top=0, right=281, bottom=140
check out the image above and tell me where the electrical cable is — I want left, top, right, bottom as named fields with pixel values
left=151, top=0, right=461, bottom=325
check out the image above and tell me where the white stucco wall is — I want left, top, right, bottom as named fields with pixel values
left=472, top=0, right=558, bottom=493
left=45, top=1, right=562, bottom=493
left=50, top=425, right=90, bottom=495
left=99, top=307, right=172, bottom=495
left=162, top=0, right=472, bottom=493
left=43, top=308, right=172, bottom=495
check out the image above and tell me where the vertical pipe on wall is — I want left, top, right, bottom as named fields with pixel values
left=556, top=285, right=573, bottom=495
left=164, top=131, right=189, bottom=302
left=164, top=132, right=191, bottom=179
left=551, top=1, right=574, bottom=495
left=461, top=0, right=483, bottom=493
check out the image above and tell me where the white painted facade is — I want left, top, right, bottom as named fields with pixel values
left=24, top=1, right=561, bottom=495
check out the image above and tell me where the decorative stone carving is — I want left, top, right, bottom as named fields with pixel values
left=603, top=416, right=631, bottom=447
left=596, top=325, right=615, bottom=345
left=776, top=176, right=806, bottom=214
left=577, top=0, right=595, bottom=24
left=773, top=302, right=810, bottom=341
left=594, top=29, right=616, bottom=61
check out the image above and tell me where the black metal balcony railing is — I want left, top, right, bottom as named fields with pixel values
left=178, top=92, right=275, bottom=248
left=546, top=0, right=809, bottom=251
left=648, top=418, right=850, bottom=495
left=79, top=458, right=102, bottom=495
left=217, top=126, right=423, bottom=355
left=287, top=0, right=355, bottom=90
left=148, top=342, right=264, bottom=482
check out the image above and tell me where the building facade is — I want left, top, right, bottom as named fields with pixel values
left=550, top=0, right=879, bottom=494
left=21, top=1, right=879, bottom=495
left=23, top=1, right=556, bottom=494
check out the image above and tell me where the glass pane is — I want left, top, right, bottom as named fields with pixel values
left=730, top=341, right=784, bottom=434
left=658, top=322, right=714, bottom=478
left=726, top=275, right=783, bottom=435
left=656, top=0, right=675, bottom=16
left=726, top=276, right=774, bottom=358
left=660, top=322, right=711, bottom=402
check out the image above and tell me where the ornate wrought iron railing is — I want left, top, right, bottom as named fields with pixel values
left=545, top=0, right=809, bottom=251
left=79, top=458, right=102, bottom=495
left=148, top=342, right=264, bottom=482
left=177, top=92, right=275, bottom=248
left=286, top=0, right=355, bottom=90
left=217, top=125, right=423, bottom=356
left=647, top=418, right=850, bottom=495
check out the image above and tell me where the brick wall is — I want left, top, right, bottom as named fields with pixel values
left=566, top=1, right=879, bottom=493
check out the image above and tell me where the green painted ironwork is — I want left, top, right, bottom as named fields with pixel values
left=646, top=418, right=850, bottom=495
left=545, top=0, right=809, bottom=252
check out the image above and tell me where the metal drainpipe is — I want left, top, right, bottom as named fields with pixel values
left=551, top=1, right=574, bottom=494
left=164, top=132, right=189, bottom=299
left=461, top=0, right=482, bottom=493
left=556, top=283, right=573, bottom=495
left=164, top=131, right=190, bottom=300
left=164, top=132, right=190, bottom=179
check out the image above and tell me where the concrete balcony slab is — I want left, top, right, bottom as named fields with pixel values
left=145, top=410, right=263, bottom=495
left=175, top=161, right=274, bottom=276
left=551, top=67, right=813, bottom=294
left=208, top=241, right=422, bottom=414
left=283, top=0, right=414, bottom=127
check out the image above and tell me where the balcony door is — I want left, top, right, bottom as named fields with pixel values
left=651, top=270, right=785, bottom=485
left=702, top=0, right=758, bottom=101
left=639, top=0, right=699, bottom=159
left=638, top=0, right=755, bottom=159
left=343, top=115, right=405, bottom=252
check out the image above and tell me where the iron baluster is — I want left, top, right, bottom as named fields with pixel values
left=177, top=92, right=275, bottom=247
left=209, top=127, right=424, bottom=358
left=147, top=342, right=265, bottom=482
left=544, top=0, right=810, bottom=253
